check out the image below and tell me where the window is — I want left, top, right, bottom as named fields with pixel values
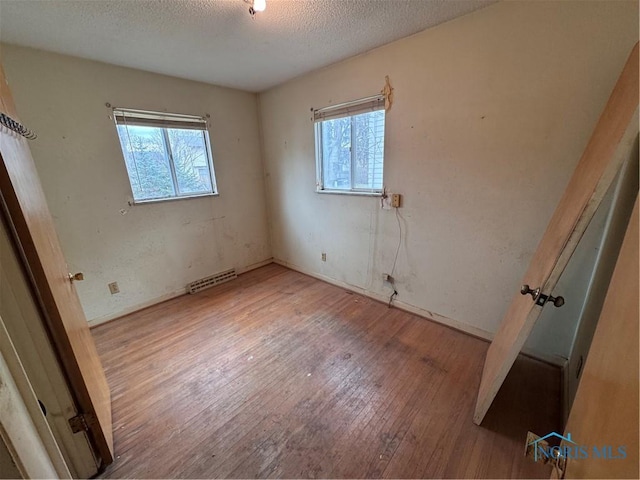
left=114, top=108, right=217, bottom=203
left=314, top=95, right=385, bottom=194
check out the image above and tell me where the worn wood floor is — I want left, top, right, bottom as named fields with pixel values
left=92, top=264, right=560, bottom=479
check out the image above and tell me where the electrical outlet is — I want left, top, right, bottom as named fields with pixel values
left=321, top=253, right=327, bottom=262
left=391, top=193, right=402, bottom=208
left=108, top=282, right=120, bottom=295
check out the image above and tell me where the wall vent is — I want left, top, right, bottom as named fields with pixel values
left=187, top=268, right=237, bottom=294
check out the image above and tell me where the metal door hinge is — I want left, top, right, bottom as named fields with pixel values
left=68, top=413, right=95, bottom=433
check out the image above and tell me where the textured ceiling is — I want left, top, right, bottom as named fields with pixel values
left=0, top=0, right=495, bottom=92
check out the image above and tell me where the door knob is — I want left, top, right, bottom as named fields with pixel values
left=548, top=294, right=565, bottom=308
left=521, top=285, right=564, bottom=308
left=520, top=284, right=540, bottom=300
left=68, top=272, right=84, bottom=282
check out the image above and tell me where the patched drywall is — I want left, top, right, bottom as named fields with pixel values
left=258, top=1, right=638, bottom=340
left=1, top=45, right=271, bottom=323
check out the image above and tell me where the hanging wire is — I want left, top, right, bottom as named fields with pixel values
left=390, top=207, right=402, bottom=277
left=388, top=206, right=402, bottom=308
left=0, top=112, right=37, bottom=140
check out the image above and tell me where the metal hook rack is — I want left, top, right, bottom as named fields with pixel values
left=0, top=112, right=37, bottom=140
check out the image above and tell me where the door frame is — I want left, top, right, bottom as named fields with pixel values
left=561, top=147, right=639, bottom=424
left=0, top=314, right=71, bottom=479
left=555, top=197, right=639, bottom=478
left=1, top=198, right=100, bottom=477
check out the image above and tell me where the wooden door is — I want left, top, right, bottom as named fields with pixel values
left=1, top=211, right=100, bottom=477
left=473, top=43, right=639, bottom=424
left=0, top=65, right=113, bottom=465
left=554, top=198, right=638, bottom=479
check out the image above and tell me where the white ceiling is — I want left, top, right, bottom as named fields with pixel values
left=0, top=0, right=495, bottom=92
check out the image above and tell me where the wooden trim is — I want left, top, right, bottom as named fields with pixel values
left=273, top=258, right=492, bottom=340
left=89, top=289, right=189, bottom=329
left=273, top=259, right=567, bottom=367
left=274, top=261, right=471, bottom=331
left=90, top=258, right=275, bottom=328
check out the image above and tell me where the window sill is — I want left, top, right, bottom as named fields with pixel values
left=316, top=189, right=383, bottom=197
left=129, top=192, right=219, bottom=205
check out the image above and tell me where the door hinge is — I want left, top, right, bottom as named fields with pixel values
left=68, top=413, right=95, bottom=433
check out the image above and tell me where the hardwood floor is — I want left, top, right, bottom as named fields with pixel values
left=92, top=264, right=560, bottom=478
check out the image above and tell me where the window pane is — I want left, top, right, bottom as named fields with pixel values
left=321, top=116, right=352, bottom=190
left=116, top=125, right=175, bottom=200
left=353, top=110, right=385, bottom=190
left=167, top=129, right=213, bottom=196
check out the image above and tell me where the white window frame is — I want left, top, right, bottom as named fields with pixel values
left=113, top=108, right=218, bottom=204
left=314, top=94, right=386, bottom=196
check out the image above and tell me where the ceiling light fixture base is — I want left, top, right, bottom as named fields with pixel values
left=243, top=0, right=266, bottom=17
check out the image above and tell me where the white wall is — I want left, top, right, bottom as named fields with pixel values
left=259, top=1, right=639, bottom=340
left=1, top=45, right=271, bottom=323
